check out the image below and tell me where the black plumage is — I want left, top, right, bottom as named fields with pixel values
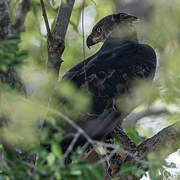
left=60, top=13, right=157, bottom=166
left=63, top=13, right=157, bottom=114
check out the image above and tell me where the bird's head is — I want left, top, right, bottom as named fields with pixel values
left=86, top=13, right=138, bottom=48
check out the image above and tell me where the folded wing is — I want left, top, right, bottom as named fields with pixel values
left=63, top=41, right=157, bottom=114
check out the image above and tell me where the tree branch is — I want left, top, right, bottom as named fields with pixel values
left=12, top=0, right=32, bottom=35
left=110, top=125, right=137, bottom=153
left=40, top=0, right=51, bottom=37
left=40, top=0, right=75, bottom=76
left=56, top=108, right=122, bottom=152
left=115, top=122, right=180, bottom=180
left=68, top=107, right=179, bottom=180
left=137, top=122, right=180, bottom=159
left=52, top=0, right=75, bottom=42
left=60, top=132, right=81, bottom=165
left=122, top=108, right=170, bottom=127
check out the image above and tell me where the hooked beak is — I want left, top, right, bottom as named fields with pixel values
left=86, top=35, right=102, bottom=49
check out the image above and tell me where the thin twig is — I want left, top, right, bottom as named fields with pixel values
left=60, top=132, right=81, bottom=165
left=40, top=0, right=51, bottom=37
left=49, top=109, right=94, bottom=144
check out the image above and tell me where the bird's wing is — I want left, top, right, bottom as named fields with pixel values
left=62, top=52, right=98, bottom=84
left=63, top=42, right=156, bottom=98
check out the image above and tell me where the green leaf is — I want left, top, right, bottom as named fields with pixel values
left=47, top=153, right=55, bottom=166
left=92, top=164, right=103, bottom=180
left=0, top=64, right=7, bottom=72
left=4, top=36, right=21, bottom=45
left=70, top=169, right=82, bottom=176
left=120, top=163, right=145, bottom=178
left=51, top=143, right=62, bottom=158
left=55, top=170, right=61, bottom=180
left=125, top=125, right=146, bottom=145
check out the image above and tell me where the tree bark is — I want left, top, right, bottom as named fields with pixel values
left=41, top=0, right=75, bottom=76
left=114, top=122, right=180, bottom=180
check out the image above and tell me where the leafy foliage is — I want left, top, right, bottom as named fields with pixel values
left=0, top=0, right=180, bottom=180
left=0, top=36, right=28, bottom=72
left=120, top=163, right=146, bottom=178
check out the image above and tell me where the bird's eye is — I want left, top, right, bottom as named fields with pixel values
left=96, top=27, right=101, bottom=32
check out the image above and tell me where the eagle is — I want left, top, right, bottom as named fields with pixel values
left=63, top=13, right=157, bottom=115
left=60, top=13, right=157, bottom=162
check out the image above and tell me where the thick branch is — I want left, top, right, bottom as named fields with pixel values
left=43, top=0, right=75, bottom=76
left=137, top=122, right=180, bottom=159
left=12, top=0, right=32, bottom=35
left=116, top=122, right=180, bottom=180
left=52, top=0, right=75, bottom=41
left=122, top=108, right=170, bottom=127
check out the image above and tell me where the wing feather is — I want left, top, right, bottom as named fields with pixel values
left=63, top=42, right=156, bottom=113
